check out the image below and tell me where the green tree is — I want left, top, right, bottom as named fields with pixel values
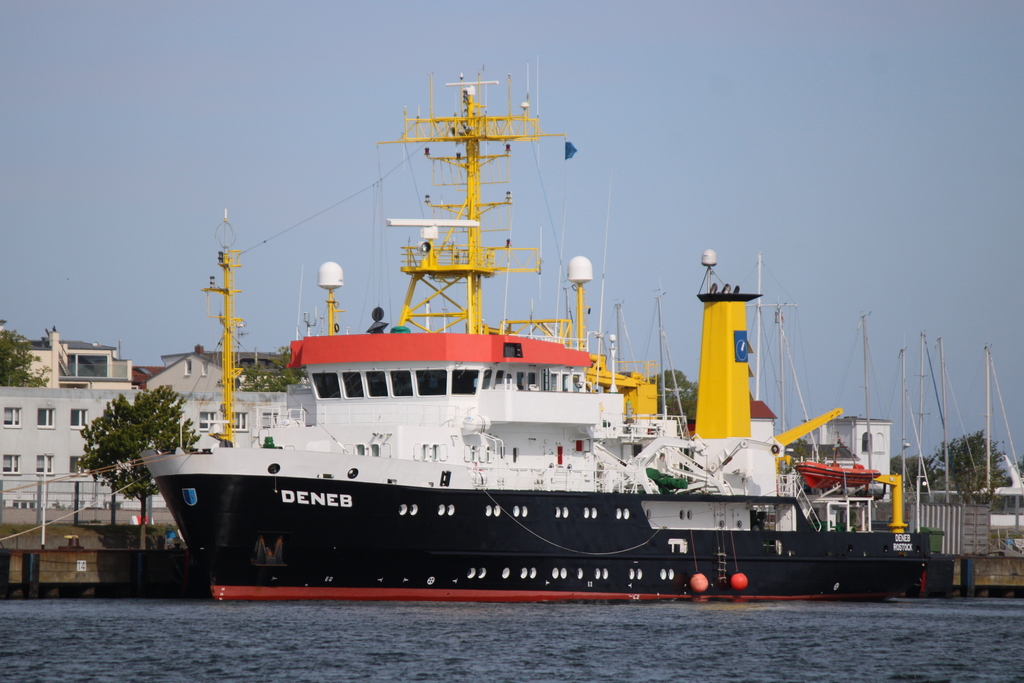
left=79, top=386, right=198, bottom=547
left=0, top=328, right=48, bottom=387
left=239, top=345, right=305, bottom=392
left=901, top=430, right=1011, bottom=505
left=654, top=369, right=698, bottom=419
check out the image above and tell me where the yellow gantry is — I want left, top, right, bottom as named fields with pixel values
left=380, top=75, right=559, bottom=335
left=203, top=247, right=243, bottom=444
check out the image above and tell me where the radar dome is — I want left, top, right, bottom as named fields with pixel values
left=567, top=256, right=593, bottom=285
left=701, top=249, right=718, bottom=267
left=318, top=262, right=344, bottom=290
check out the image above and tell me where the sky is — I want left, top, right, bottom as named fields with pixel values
left=2, top=1, right=1022, bottom=469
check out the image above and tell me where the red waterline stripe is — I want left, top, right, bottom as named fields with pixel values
left=211, top=585, right=899, bottom=602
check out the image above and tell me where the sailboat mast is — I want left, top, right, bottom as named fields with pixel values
left=986, top=345, right=992, bottom=490
left=940, top=337, right=950, bottom=501
left=862, top=314, right=872, bottom=471
left=754, top=253, right=763, bottom=401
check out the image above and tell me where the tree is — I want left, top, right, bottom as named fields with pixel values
left=654, top=369, right=698, bottom=419
left=892, top=430, right=1011, bottom=504
left=79, top=386, right=198, bottom=548
left=0, top=328, right=48, bottom=387
left=239, top=345, right=305, bottom=392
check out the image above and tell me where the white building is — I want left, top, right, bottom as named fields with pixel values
left=1, top=386, right=288, bottom=525
left=29, top=328, right=133, bottom=391
left=817, top=416, right=892, bottom=475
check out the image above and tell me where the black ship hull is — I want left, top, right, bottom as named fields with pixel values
left=157, top=473, right=928, bottom=601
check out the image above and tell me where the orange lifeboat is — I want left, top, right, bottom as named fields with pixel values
left=795, top=462, right=880, bottom=489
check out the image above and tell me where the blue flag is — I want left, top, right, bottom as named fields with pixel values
left=565, top=142, right=578, bottom=160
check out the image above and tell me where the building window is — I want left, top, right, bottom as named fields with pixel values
left=199, top=411, right=218, bottom=432
left=3, top=407, right=22, bottom=427
left=37, top=408, right=55, bottom=428
left=184, top=359, right=193, bottom=376
left=69, top=456, right=82, bottom=473
left=67, top=354, right=108, bottom=378
left=201, top=362, right=208, bottom=377
left=233, top=412, right=249, bottom=432
left=36, top=455, right=54, bottom=474
left=70, top=409, right=88, bottom=429
left=2, top=454, right=20, bottom=474
left=260, top=410, right=280, bottom=429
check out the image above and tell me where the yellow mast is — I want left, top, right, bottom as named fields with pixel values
left=380, top=74, right=559, bottom=335
left=203, top=213, right=243, bottom=444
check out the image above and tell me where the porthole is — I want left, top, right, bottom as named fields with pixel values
left=636, top=568, right=643, bottom=580
left=679, top=510, right=685, bottom=520
left=267, top=463, right=281, bottom=474
left=560, top=568, right=567, bottom=579
left=590, top=507, right=598, bottom=518
left=594, top=568, right=601, bottom=580
left=522, top=506, right=529, bottom=517
left=552, top=568, right=559, bottom=579
left=479, top=568, right=487, bottom=579
left=468, top=568, right=477, bottom=579
left=521, top=567, right=528, bottom=579
left=660, top=569, right=667, bottom=581
left=719, top=520, right=725, bottom=529
left=646, top=508, right=651, bottom=519
left=513, top=505, right=521, bottom=517
left=399, top=504, right=408, bottom=515
left=447, top=504, right=455, bottom=516
left=577, top=568, right=584, bottom=580
left=555, top=507, right=562, bottom=519
left=623, top=509, right=630, bottom=520
left=530, top=567, right=537, bottom=579
left=562, top=507, right=569, bottom=517
left=410, top=504, right=418, bottom=515
left=347, top=468, right=359, bottom=479
left=629, top=569, right=636, bottom=580
left=584, top=508, right=591, bottom=519
left=668, top=569, right=675, bottom=580
left=485, top=505, right=493, bottom=517
left=437, top=505, right=446, bottom=516
left=602, top=568, right=609, bottom=580
left=686, top=510, right=692, bottom=520
left=616, top=509, right=622, bottom=520
left=736, top=520, right=743, bottom=529
left=493, top=506, right=501, bottom=517
left=502, top=567, right=511, bottom=579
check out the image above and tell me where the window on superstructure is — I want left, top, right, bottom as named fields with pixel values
left=341, top=372, right=364, bottom=398
left=481, top=369, right=492, bottom=390
left=561, top=374, right=570, bottom=392
left=312, top=372, right=341, bottom=399
left=366, top=371, right=388, bottom=397
left=527, top=372, right=537, bottom=388
left=451, top=369, right=479, bottom=395
left=390, top=370, right=414, bottom=397
left=416, top=369, right=447, bottom=396
left=516, top=372, right=526, bottom=390
left=495, top=370, right=504, bottom=386
left=503, top=342, right=523, bottom=358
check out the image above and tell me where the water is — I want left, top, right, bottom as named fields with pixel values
left=3, top=599, right=1023, bottom=682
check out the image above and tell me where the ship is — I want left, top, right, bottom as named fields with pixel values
left=146, top=74, right=929, bottom=601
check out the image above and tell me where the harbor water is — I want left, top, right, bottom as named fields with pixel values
left=4, top=598, right=1023, bottom=682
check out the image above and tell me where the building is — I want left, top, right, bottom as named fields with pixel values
left=29, top=328, right=133, bottom=391
left=1, top=385, right=288, bottom=528
left=817, top=415, right=892, bottom=475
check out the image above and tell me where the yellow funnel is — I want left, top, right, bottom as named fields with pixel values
left=694, top=290, right=760, bottom=439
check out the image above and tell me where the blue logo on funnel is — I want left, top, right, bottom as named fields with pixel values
left=182, top=488, right=198, bottom=506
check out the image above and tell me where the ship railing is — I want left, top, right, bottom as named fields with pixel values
left=467, top=462, right=628, bottom=494
left=593, top=415, right=672, bottom=441
left=316, top=402, right=460, bottom=427
left=779, top=473, right=823, bottom=530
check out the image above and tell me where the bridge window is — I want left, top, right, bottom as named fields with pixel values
left=452, top=369, right=479, bottom=395
left=481, top=369, right=492, bottom=390
left=390, top=370, right=414, bottom=397
left=416, top=369, right=447, bottom=396
left=312, top=372, right=341, bottom=399
left=366, top=371, right=388, bottom=397
left=503, top=342, right=523, bottom=358
left=341, top=372, right=364, bottom=398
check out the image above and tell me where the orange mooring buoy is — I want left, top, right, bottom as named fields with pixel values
left=690, top=573, right=709, bottom=593
left=730, top=573, right=748, bottom=590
